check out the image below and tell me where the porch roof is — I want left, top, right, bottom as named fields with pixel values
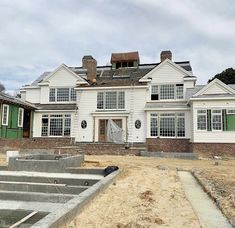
left=144, top=102, right=190, bottom=110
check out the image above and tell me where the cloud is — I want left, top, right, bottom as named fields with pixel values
left=0, top=0, right=234, bottom=92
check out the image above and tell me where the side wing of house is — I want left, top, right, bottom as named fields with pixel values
left=140, top=59, right=196, bottom=152
left=191, top=79, right=235, bottom=143
left=22, top=64, right=87, bottom=138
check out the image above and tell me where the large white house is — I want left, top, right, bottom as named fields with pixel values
left=20, top=51, right=235, bottom=155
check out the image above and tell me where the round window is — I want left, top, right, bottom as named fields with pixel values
left=135, top=120, right=141, bottom=129
left=81, top=120, right=87, bottom=129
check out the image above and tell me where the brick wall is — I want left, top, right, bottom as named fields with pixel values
left=0, top=138, right=73, bottom=154
left=0, top=138, right=144, bottom=156
left=191, top=143, right=235, bottom=157
left=146, top=138, right=191, bottom=153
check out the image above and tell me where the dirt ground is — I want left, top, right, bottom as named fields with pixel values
left=68, top=155, right=235, bottom=228
left=0, top=154, right=234, bottom=227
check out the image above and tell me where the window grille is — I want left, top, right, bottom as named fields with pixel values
left=57, top=88, right=70, bottom=102
left=49, top=88, right=56, bottom=102
left=41, top=114, right=71, bottom=136
left=2, top=105, right=9, bottom=126
left=176, top=84, right=184, bottom=99
left=70, top=88, right=76, bottom=101
left=212, top=110, right=222, bottom=130
left=18, top=108, right=24, bottom=127
left=197, top=110, right=207, bottom=130
left=177, top=113, right=185, bottom=137
left=49, top=88, right=76, bottom=102
left=97, top=91, right=125, bottom=110
left=151, top=85, right=159, bottom=100
left=160, top=85, right=175, bottom=100
left=150, top=113, right=158, bottom=136
left=227, top=109, right=235, bottom=114
left=160, top=113, right=175, bottom=137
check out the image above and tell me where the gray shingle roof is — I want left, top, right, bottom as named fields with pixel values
left=0, top=92, right=36, bottom=109
left=35, top=104, right=77, bottom=110
left=145, top=102, right=190, bottom=110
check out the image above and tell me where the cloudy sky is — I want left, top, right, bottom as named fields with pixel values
left=0, top=0, right=234, bottom=93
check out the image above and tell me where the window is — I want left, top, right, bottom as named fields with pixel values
left=212, top=110, right=222, bottom=131
left=151, top=84, right=184, bottom=100
left=160, top=113, right=175, bottom=137
left=150, top=112, right=185, bottom=137
left=151, top=85, right=159, bottom=100
left=2, top=104, right=9, bottom=126
left=81, top=120, right=87, bottom=129
left=160, top=85, right=175, bottom=100
left=227, top=109, right=235, bottom=114
left=18, top=108, right=24, bottom=127
left=150, top=113, right=158, bottom=136
left=41, top=114, right=71, bottom=136
left=49, top=88, right=76, bottom=102
left=197, top=110, right=207, bottom=130
left=135, top=120, right=141, bottom=129
left=97, top=91, right=125, bottom=110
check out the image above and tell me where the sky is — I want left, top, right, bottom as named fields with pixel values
left=0, top=0, right=234, bottom=94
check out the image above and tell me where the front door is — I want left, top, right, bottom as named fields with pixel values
left=98, top=119, right=122, bottom=142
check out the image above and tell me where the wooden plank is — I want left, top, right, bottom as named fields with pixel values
left=9, top=211, right=37, bottom=228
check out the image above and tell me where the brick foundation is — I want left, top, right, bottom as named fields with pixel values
left=191, top=143, right=235, bottom=157
left=146, top=138, right=191, bottom=153
left=0, top=138, right=73, bottom=154
left=0, top=138, right=145, bottom=156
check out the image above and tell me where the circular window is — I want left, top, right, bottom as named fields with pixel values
left=135, top=120, right=141, bottom=129
left=81, top=120, right=87, bottom=129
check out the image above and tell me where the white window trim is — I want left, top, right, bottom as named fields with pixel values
left=211, top=109, right=222, bottom=132
left=18, top=108, right=24, bottom=127
left=2, top=104, right=9, bottom=126
left=196, top=109, right=207, bottom=132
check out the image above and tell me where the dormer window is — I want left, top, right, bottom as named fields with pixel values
left=111, top=51, right=139, bottom=69
left=116, top=61, right=134, bottom=69
left=151, top=84, right=184, bottom=100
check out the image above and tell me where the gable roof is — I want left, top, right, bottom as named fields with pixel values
left=0, top=92, right=36, bottom=110
left=41, top=64, right=88, bottom=85
left=139, top=59, right=194, bottom=82
left=193, top=79, right=235, bottom=97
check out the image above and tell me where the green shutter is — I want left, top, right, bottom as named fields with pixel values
left=207, top=110, right=211, bottom=131
left=226, top=114, right=235, bottom=131
left=222, top=109, right=227, bottom=131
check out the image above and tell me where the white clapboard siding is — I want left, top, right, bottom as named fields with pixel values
left=49, top=67, right=78, bottom=87
left=203, top=84, right=229, bottom=95
left=25, top=89, right=41, bottom=103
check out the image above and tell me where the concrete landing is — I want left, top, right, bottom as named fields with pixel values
left=178, top=171, right=232, bottom=228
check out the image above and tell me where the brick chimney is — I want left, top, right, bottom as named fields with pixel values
left=160, top=50, right=172, bottom=62
left=82, top=55, right=97, bottom=82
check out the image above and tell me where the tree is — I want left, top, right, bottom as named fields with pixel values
left=0, top=83, right=5, bottom=92
left=208, top=68, right=235, bottom=84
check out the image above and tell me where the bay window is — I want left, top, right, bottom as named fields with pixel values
left=150, top=112, right=185, bottom=137
left=41, top=114, right=71, bottom=136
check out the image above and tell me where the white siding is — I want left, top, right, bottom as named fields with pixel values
left=192, top=100, right=235, bottom=143
left=75, top=90, right=96, bottom=142
left=25, top=89, right=41, bottom=103
left=150, top=62, right=186, bottom=84
left=49, top=68, right=78, bottom=87
left=127, top=88, right=147, bottom=142
left=40, top=86, right=49, bottom=104
left=203, top=84, right=229, bottom=95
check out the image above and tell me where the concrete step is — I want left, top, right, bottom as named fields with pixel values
left=0, top=190, right=74, bottom=203
left=0, top=181, right=89, bottom=194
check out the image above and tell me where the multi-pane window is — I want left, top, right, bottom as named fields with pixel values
left=160, top=113, right=175, bottom=137
left=197, top=110, right=207, bottom=130
left=18, top=108, right=24, bottom=127
left=160, top=85, right=175, bottom=100
left=2, top=104, right=9, bottom=126
left=150, top=112, right=185, bottom=137
left=97, top=91, right=125, bottom=110
left=41, top=114, right=71, bottom=136
left=150, top=113, right=158, bottom=136
left=49, top=88, right=76, bottom=102
left=176, top=84, right=184, bottom=99
left=212, top=110, right=222, bottom=130
left=177, top=113, right=185, bottom=137
left=151, top=84, right=184, bottom=100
